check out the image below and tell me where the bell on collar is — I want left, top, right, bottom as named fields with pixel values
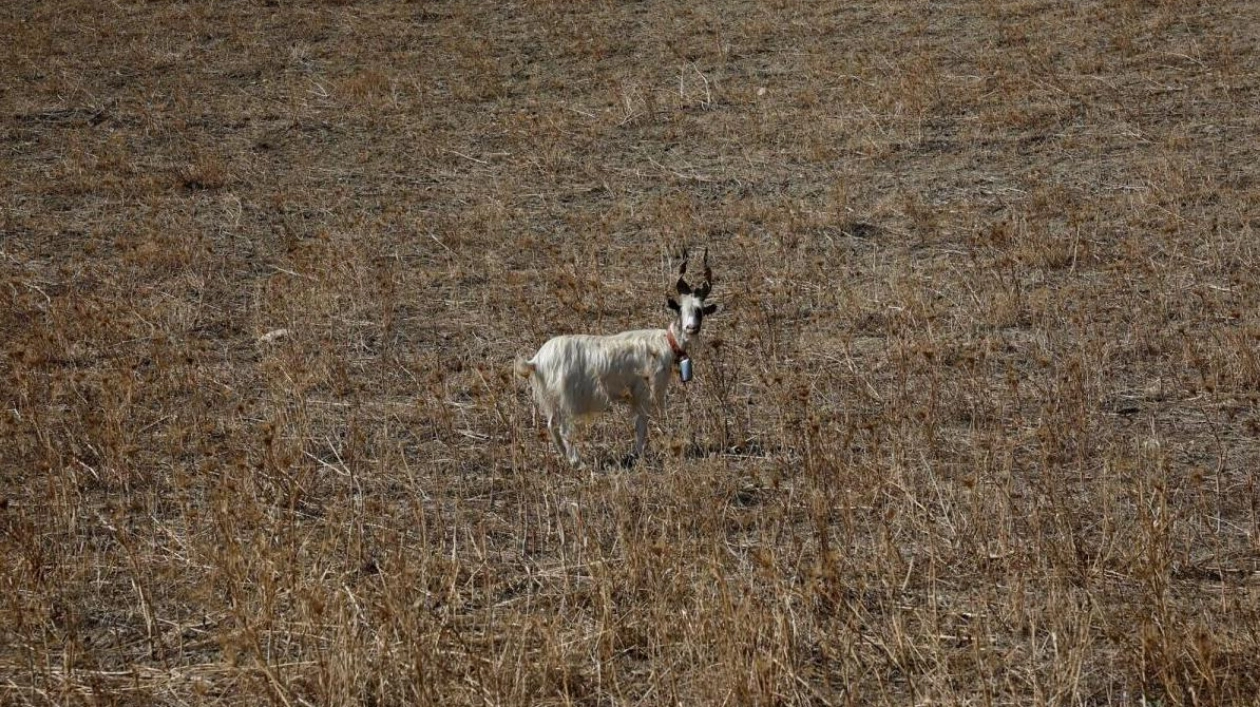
left=679, top=357, right=693, bottom=383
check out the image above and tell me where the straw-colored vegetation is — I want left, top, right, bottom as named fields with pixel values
left=4, top=0, right=1260, bottom=704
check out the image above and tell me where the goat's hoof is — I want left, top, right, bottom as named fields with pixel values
left=619, top=453, right=640, bottom=469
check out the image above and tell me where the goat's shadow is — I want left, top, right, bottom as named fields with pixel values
left=579, top=451, right=659, bottom=472
left=588, top=438, right=785, bottom=471
left=608, top=452, right=649, bottom=471
left=681, top=438, right=783, bottom=460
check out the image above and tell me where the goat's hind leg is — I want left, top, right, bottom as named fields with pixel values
left=546, top=414, right=581, bottom=467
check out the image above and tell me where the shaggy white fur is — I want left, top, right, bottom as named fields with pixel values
left=517, top=252, right=717, bottom=466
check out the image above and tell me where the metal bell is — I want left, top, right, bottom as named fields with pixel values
left=679, top=357, right=693, bottom=383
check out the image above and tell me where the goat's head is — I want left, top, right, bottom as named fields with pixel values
left=666, top=248, right=718, bottom=335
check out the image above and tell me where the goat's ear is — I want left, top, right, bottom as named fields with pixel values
left=675, top=277, right=692, bottom=295
left=667, top=297, right=681, bottom=312
left=702, top=303, right=718, bottom=315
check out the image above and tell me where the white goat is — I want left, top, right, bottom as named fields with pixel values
left=515, top=250, right=719, bottom=466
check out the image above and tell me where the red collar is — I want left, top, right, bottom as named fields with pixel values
left=666, top=325, right=688, bottom=360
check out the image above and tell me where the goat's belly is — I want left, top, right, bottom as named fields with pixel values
left=568, top=394, right=614, bottom=418
left=572, top=403, right=612, bottom=420
left=569, top=385, right=637, bottom=418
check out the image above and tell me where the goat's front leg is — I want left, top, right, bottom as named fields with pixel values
left=627, top=378, right=656, bottom=463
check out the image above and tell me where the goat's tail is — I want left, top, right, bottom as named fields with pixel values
left=514, top=357, right=537, bottom=379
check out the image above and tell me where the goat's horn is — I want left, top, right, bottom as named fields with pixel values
left=701, top=247, right=712, bottom=285
left=676, top=276, right=692, bottom=295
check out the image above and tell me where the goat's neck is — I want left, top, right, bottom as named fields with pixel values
left=667, top=322, right=696, bottom=358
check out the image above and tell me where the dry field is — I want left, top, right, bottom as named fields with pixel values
left=4, top=0, right=1260, bottom=704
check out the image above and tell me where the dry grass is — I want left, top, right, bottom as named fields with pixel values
left=4, top=0, right=1260, bottom=704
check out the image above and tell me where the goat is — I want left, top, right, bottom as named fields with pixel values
left=515, top=250, right=719, bottom=466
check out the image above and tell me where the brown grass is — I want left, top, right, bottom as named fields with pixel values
left=4, top=0, right=1260, bottom=704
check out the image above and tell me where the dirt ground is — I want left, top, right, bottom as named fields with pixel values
left=4, top=0, right=1260, bottom=704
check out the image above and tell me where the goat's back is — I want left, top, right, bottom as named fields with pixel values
left=526, top=330, right=669, bottom=417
